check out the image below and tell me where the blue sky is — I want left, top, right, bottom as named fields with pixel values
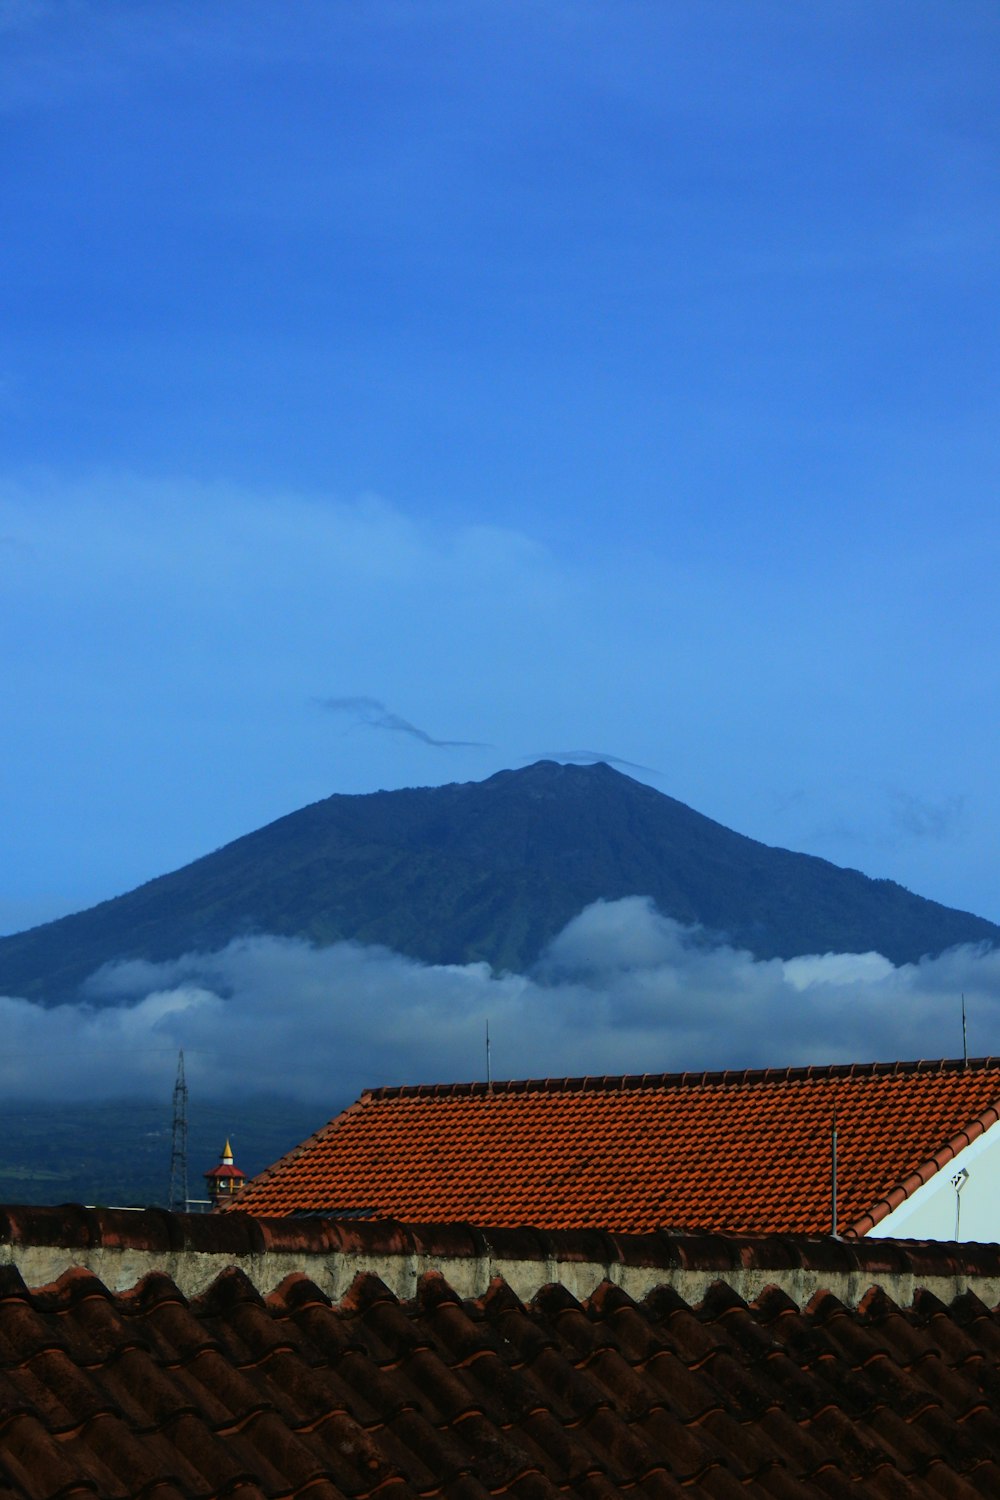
left=2, top=0, right=999, bottom=952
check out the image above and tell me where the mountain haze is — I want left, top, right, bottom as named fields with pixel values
left=2, top=761, right=997, bottom=1005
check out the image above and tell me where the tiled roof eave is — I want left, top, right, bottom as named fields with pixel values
left=844, top=1098, right=1000, bottom=1237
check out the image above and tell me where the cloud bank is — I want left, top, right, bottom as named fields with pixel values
left=6, top=898, right=997, bottom=1105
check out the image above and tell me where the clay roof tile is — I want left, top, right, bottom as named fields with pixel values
left=229, top=1058, right=1000, bottom=1236
left=2, top=1259, right=1000, bottom=1496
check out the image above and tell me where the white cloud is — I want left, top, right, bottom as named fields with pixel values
left=5, top=897, right=998, bottom=1105
left=782, top=950, right=897, bottom=991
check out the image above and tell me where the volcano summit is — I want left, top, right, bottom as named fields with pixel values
left=1, top=761, right=996, bottom=1005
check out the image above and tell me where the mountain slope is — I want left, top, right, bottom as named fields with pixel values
left=2, top=761, right=996, bottom=1005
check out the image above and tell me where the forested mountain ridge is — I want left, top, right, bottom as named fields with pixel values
left=2, top=760, right=996, bottom=1005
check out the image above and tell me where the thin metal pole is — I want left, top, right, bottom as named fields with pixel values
left=953, top=1168, right=969, bottom=1240
left=962, top=993, right=968, bottom=1066
left=169, top=1050, right=189, bottom=1214
left=486, top=1018, right=492, bottom=1089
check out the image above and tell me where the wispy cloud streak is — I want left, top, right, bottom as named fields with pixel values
left=318, top=696, right=490, bottom=749
left=888, top=790, right=966, bottom=842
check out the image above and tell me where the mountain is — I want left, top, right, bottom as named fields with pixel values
left=2, top=761, right=997, bottom=1005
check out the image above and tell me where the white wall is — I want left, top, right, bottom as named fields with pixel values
left=869, top=1118, right=1000, bottom=1243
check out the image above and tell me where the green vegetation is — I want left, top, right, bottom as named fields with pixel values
left=0, top=760, right=997, bottom=1006
left=0, top=1166, right=69, bottom=1184
left=0, top=1097, right=327, bottom=1208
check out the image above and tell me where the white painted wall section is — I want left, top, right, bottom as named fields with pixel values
left=869, top=1117, right=1000, bottom=1243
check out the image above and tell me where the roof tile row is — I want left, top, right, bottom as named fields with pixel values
left=7, top=1261, right=1000, bottom=1497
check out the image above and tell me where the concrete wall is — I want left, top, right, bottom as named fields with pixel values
left=5, top=1239, right=1000, bottom=1312
left=2, top=1206, right=999, bottom=1309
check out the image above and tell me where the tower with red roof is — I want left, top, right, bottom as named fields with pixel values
left=204, top=1139, right=246, bottom=1209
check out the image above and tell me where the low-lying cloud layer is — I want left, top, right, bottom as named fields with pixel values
left=3, top=894, right=995, bottom=1110
left=5, top=898, right=998, bottom=1106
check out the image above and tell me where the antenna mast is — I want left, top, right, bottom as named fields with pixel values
left=169, top=1050, right=189, bottom=1213
left=962, top=993, right=968, bottom=1067
left=486, top=1018, right=492, bottom=1089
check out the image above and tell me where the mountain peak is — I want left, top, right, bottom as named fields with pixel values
left=0, top=765, right=996, bottom=1005
left=487, top=758, right=637, bottom=790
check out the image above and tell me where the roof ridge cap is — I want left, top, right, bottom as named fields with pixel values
left=366, top=1057, right=1000, bottom=1099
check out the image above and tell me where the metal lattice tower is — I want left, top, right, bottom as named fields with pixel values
left=168, top=1050, right=189, bottom=1212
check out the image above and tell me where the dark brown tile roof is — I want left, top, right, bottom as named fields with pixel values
left=5, top=1257, right=1000, bottom=1498
left=230, top=1058, right=1000, bottom=1235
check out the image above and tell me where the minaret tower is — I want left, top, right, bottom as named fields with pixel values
left=204, top=1138, right=247, bottom=1209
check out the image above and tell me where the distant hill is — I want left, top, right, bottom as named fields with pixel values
left=1, top=761, right=997, bottom=1005
left=0, top=1096, right=324, bottom=1209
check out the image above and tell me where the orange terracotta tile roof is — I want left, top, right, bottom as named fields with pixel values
left=231, top=1057, right=1000, bottom=1236
left=7, top=1258, right=1000, bottom=1498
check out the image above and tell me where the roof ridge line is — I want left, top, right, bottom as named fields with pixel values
left=844, top=1098, right=1000, bottom=1237
left=365, top=1057, right=1000, bottom=1099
